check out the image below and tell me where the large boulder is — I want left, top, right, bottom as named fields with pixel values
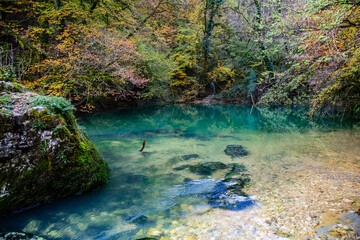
left=0, top=82, right=110, bottom=215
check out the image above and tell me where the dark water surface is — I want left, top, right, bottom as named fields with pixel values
left=0, top=104, right=359, bottom=239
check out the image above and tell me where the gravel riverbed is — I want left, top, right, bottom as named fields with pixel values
left=142, top=132, right=360, bottom=239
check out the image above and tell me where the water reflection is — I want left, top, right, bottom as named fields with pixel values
left=80, top=104, right=357, bottom=137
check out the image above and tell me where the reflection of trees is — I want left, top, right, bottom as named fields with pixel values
left=77, top=104, right=356, bottom=137
left=256, top=106, right=356, bottom=133
left=255, top=107, right=312, bottom=133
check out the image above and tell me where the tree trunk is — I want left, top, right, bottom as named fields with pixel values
left=254, top=0, right=274, bottom=78
left=90, top=0, right=100, bottom=13
left=201, top=0, right=224, bottom=84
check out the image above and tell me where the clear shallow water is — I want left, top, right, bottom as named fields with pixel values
left=1, top=104, right=359, bottom=239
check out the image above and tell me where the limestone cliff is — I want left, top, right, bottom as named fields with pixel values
left=0, top=81, right=110, bottom=215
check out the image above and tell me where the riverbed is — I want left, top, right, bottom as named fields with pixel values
left=1, top=104, right=359, bottom=239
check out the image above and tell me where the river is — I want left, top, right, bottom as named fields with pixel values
left=1, top=104, right=359, bottom=239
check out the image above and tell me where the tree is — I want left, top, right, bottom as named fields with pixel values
left=201, top=0, right=226, bottom=84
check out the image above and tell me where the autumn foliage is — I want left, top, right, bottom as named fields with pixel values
left=25, top=25, right=148, bottom=110
left=0, top=0, right=359, bottom=116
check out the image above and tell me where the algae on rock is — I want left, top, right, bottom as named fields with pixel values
left=0, top=82, right=110, bottom=215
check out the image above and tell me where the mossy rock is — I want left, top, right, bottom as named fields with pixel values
left=0, top=81, right=24, bottom=93
left=0, top=96, right=110, bottom=215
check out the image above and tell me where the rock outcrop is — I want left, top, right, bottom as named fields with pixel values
left=0, top=81, right=110, bottom=215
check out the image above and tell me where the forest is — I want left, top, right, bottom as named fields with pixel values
left=1, top=1, right=360, bottom=239
left=1, top=0, right=360, bottom=116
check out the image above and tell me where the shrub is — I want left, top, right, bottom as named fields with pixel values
left=0, top=67, right=16, bottom=82
left=30, top=95, right=74, bottom=115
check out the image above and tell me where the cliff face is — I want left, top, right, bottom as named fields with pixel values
left=0, top=81, right=110, bottom=215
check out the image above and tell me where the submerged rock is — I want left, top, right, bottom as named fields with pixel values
left=0, top=83, right=110, bottom=215
left=225, top=163, right=248, bottom=178
left=128, top=215, right=153, bottom=226
left=189, top=162, right=228, bottom=175
left=173, top=165, right=192, bottom=171
left=224, top=145, right=249, bottom=157
left=182, top=179, right=216, bottom=196
left=183, top=178, right=192, bottom=183
left=173, top=162, right=228, bottom=175
left=339, top=213, right=360, bottom=236
left=167, top=156, right=182, bottom=165
left=204, top=163, right=254, bottom=210
left=315, top=212, right=360, bottom=238
left=0, top=232, right=46, bottom=240
left=174, top=162, right=244, bottom=176
left=181, top=154, right=199, bottom=160
left=207, top=177, right=255, bottom=210
left=228, top=163, right=247, bottom=172
left=167, top=154, right=200, bottom=165
left=182, top=175, right=254, bottom=211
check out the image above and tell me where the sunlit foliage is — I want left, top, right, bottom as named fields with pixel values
left=1, top=0, right=359, bottom=116
left=259, top=0, right=360, bottom=116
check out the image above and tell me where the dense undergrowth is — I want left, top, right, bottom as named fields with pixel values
left=0, top=0, right=359, bottom=117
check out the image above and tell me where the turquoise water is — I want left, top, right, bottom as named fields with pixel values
left=0, top=104, right=359, bottom=239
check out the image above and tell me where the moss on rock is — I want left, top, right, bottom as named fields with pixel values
left=0, top=87, right=110, bottom=215
left=0, top=81, right=24, bottom=93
